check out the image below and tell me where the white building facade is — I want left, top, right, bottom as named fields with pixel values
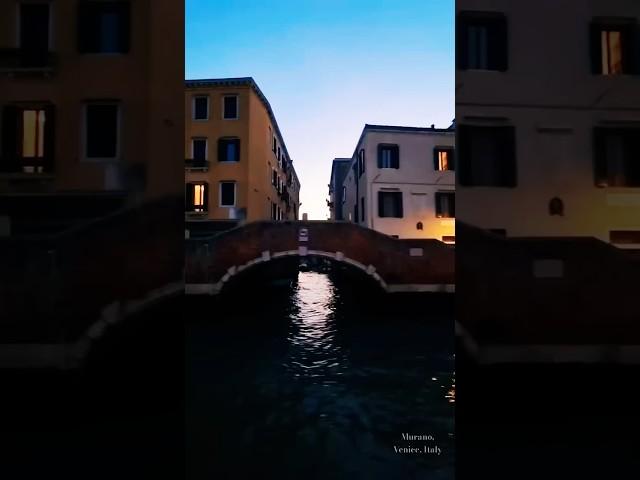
left=342, top=125, right=455, bottom=241
left=456, top=0, right=640, bottom=248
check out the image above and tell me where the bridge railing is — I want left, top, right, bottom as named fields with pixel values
left=0, top=196, right=184, bottom=344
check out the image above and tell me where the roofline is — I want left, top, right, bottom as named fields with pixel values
left=329, top=158, right=352, bottom=182
left=185, top=77, right=299, bottom=182
left=349, top=123, right=455, bottom=165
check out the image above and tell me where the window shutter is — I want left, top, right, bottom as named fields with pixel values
left=218, top=139, right=225, bottom=162
left=435, top=193, right=443, bottom=217
left=393, top=146, right=400, bottom=169
left=457, top=125, right=472, bottom=186
left=496, top=16, right=509, bottom=72
left=43, top=105, right=55, bottom=173
left=360, top=149, right=365, bottom=174
left=593, top=127, right=608, bottom=186
left=1, top=105, right=19, bottom=171
left=456, top=15, right=469, bottom=70
left=235, top=139, right=241, bottom=162
left=377, top=144, right=383, bottom=168
left=185, top=183, right=195, bottom=210
left=433, top=148, right=439, bottom=171
left=396, top=193, right=403, bottom=218
left=77, top=3, right=100, bottom=53
left=490, top=16, right=508, bottom=71
left=202, top=183, right=209, bottom=211
left=449, top=149, right=456, bottom=171
left=589, top=23, right=602, bottom=74
left=499, top=126, right=517, bottom=187
left=624, top=23, right=640, bottom=75
left=450, top=194, right=456, bottom=218
left=117, top=2, right=131, bottom=53
left=377, top=192, right=384, bottom=217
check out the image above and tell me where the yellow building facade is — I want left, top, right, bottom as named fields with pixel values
left=185, top=78, right=300, bottom=228
left=0, top=0, right=184, bottom=235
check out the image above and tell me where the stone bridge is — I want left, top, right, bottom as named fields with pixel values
left=185, top=221, right=455, bottom=295
left=0, top=196, right=183, bottom=369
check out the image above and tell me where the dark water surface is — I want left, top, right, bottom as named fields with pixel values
left=0, top=269, right=453, bottom=479
left=187, top=271, right=454, bottom=479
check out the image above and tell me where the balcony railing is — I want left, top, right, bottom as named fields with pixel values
left=0, top=49, right=57, bottom=74
left=185, top=158, right=209, bottom=171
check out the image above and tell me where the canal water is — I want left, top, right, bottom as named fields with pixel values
left=187, top=268, right=454, bottom=479
left=0, top=266, right=453, bottom=479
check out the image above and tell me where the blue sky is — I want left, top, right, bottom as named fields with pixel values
left=186, top=0, right=454, bottom=219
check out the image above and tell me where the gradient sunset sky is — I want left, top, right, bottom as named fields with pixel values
left=186, top=0, right=454, bottom=220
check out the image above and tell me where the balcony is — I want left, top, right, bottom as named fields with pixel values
left=0, top=49, right=57, bottom=75
left=185, top=158, right=209, bottom=172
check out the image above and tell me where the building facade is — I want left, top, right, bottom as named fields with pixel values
left=341, top=124, right=455, bottom=241
left=456, top=0, right=640, bottom=248
left=0, top=0, right=184, bottom=235
left=327, top=158, right=351, bottom=220
left=185, top=77, right=300, bottom=231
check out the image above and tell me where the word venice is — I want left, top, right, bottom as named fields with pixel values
left=393, top=433, right=442, bottom=456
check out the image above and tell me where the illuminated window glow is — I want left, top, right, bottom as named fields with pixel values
left=193, top=184, right=206, bottom=211
left=601, top=30, right=623, bottom=75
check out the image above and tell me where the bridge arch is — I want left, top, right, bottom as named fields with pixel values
left=213, top=248, right=389, bottom=295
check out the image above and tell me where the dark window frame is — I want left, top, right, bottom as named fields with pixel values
left=217, top=137, right=240, bottom=163
left=457, top=11, right=508, bottom=72
left=458, top=124, right=517, bottom=187
left=223, top=95, right=239, bottom=120
left=84, top=102, right=120, bottom=160
left=193, top=96, right=209, bottom=120
left=590, top=18, right=639, bottom=76
left=378, top=191, right=403, bottom=218
left=435, top=191, right=456, bottom=218
left=219, top=181, right=236, bottom=207
left=377, top=144, right=400, bottom=169
left=77, top=1, right=131, bottom=54
left=593, top=127, right=640, bottom=187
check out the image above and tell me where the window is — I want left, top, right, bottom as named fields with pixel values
left=85, top=104, right=119, bottom=159
left=434, top=147, right=455, bottom=171
left=272, top=137, right=277, bottom=153
left=271, top=202, right=277, bottom=220
left=223, top=95, right=238, bottom=119
left=342, top=186, right=346, bottom=204
left=378, top=191, right=403, bottom=218
left=1, top=105, right=55, bottom=173
left=435, top=192, right=456, bottom=218
left=219, top=181, right=236, bottom=207
left=594, top=128, right=640, bottom=187
left=272, top=169, right=277, bottom=187
left=78, top=1, right=131, bottom=54
left=354, top=204, right=359, bottom=223
left=360, top=197, right=365, bottom=222
left=218, top=138, right=240, bottom=162
left=358, top=149, right=365, bottom=177
left=20, top=3, right=50, bottom=67
left=377, top=144, right=400, bottom=169
left=590, top=20, right=639, bottom=75
left=457, top=12, right=508, bottom=71
left=193, top=96, right=209, bottom=120
left=191, top=138, right=207, bottom=161
left=185, top=182, right=208, bottom=212
left=458, top=125, right=516, bottom=187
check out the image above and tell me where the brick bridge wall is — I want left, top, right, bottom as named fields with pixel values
left=0, top=196, right=183, bottom=346
left=456, top=222, right=640, bottom=361
left=185, top=221, right=455, bottom=292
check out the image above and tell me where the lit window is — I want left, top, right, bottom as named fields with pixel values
left=193, top=184, right=206, bottom=212
left=601, top=30, right=623, bottom=75
left=434, top=147, right=455, bottom=171
left=22, top=110, right=46, bottom=159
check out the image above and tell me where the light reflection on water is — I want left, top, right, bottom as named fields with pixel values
left=187, top=269, right=454, bottom=480
left=284, top=272, right=348, bottom=380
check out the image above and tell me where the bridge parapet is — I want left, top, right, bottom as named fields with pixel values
left=185, top=221, right=455, bottom=294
